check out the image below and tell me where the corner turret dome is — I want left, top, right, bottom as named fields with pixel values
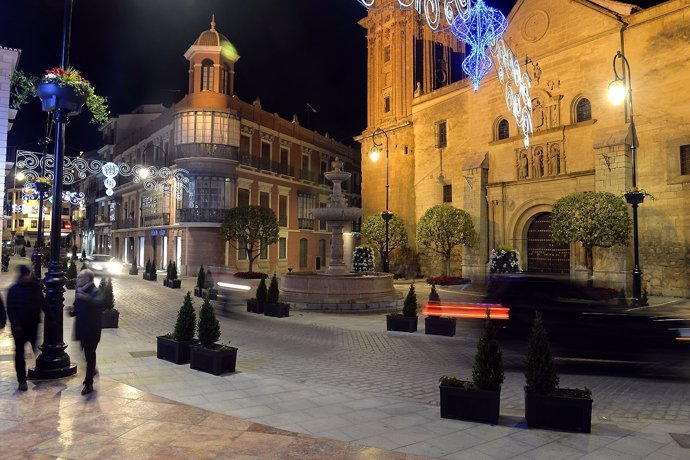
left=194, top=15, right=231, bottom=47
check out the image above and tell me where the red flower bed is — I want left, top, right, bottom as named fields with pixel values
left=426, top=276, right=470, bottom=286
left=233, top=271, right=268, bottom=279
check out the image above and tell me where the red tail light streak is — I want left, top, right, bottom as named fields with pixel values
left=422, top=302, right=510, bottom=320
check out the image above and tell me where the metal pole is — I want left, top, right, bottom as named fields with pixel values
left=384, top=139, right=389, bottom=273
left=617, top=52, right=642, bottom=302
left=29, top=0, right=77, bottom=379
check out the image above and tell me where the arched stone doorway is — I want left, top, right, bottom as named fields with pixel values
left=527, top=212, right=570, bottom=274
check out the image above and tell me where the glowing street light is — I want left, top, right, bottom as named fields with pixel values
left=609, top=50, right=643, bottom=303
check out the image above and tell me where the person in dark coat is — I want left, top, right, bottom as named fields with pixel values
left=6, top=265, right=46, bottom=391
left=70, top=269, right=104, bottom=395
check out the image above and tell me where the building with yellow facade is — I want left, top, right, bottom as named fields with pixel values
left=359, top=0, right=690, bottom=297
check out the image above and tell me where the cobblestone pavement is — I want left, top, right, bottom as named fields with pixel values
left=2, top=259, right=690, bottom=459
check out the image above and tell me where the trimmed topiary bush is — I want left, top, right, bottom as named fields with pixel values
left=198, top=293, right=220, bottom=348
left=197, top=265, right=205, bottom=289
left=256, top=276, right=268, bottom=306
left=145, top=259, right=152, bottom=274
left=173, top=292, right=196, bottom=341
left=429, top=283, right=441, bottom=303
left=267, top=274, right=280, bottom=304
left=169, top=261, right=178, bottom=280
left=472, top=311, right=505, bottom=391
left=402, top=283, right=418, bottom=317
left=525, top=312, right=559, bottom=394
left=205, top=268, right=214, bottom=289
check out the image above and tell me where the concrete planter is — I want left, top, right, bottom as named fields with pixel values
left=440, top=383, right=501, bottom=425
left=156, top=336, right=198, bottom=364
left=190, top=345, right=237, bottom=376
left=425, top=316, right=456, bottom=336
left=525, top=387, right=592, bottom=433
left=264, top=302, right=290, bottom=318
left=386, top=315, right=418, bottom=333
left=101, top=309, right=119, bottom=329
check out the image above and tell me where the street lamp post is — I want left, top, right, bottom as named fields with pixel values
left=28, top=0, right=77, bottom=379
left=608, top=50, right=642, bottom=303
left=370, top=128, right=391, bottom=273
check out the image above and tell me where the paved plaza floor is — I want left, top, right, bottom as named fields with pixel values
left=1, top=258, right=689, bottom=459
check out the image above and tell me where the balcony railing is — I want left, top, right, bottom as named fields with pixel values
left=177, top=208, right=227, bottom=223
left=142, top=213, right=170, bottom=227
left=298, top=218, right=315, bottom=230
left=278, top=215, right=288, bottom=227
left=113, top=218, right=136, bottom=230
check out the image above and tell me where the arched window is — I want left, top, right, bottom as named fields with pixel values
left=575, top=98, right=591, bottom=122
left=497, top=119, right=509, bottom=140
left=201, top=59, right=214, bottom=91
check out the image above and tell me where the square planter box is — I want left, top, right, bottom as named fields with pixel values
left=264, top=302, right=290, bottom=318
left=387, top=315, right=418, bottom=333
left=164, top=279, right=181, bottom=288
left=194, top=286, right=204, bottom=298
left=425, top=316, right=456, bottom=336
left=246, top=299, right=257, bottom=312
left=524, top=387, right=593, bottom=433
left=440, top=383, right=500, bottom=425
left=156, top=336, right=198, bottom=364
left=190, top=344, right=238, bottom=376
left=101, top=309, right=119, bottom=329
left=143, top=273, right=157, bottom=281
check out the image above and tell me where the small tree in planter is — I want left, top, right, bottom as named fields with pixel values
left=129, top=258, right=138, bottom=275
left=157, top=291, right=198, bottom=364
left=387, top=283, right=418, bottom=332
left=166, top=261, right=181, bottom=288
left=100, top=277, right=119, bottom=328
left=81, top=248, right=86, bottom=261
left=65, top=259, right=78, bottom=289
left=264, top=274, right=289, bottom=317
left=425, top=283, right=455, bottom=336
left=190, top=293, right=238, bottom=375
left=205, top=268, right=217, bottom=300
left=524, top=312, right=593, bottom=433
left=248, top=275, right=268, bottom=314
left=144, top=259, right=152, bottom=280
left=439, top=310, right=504, bottom=424
left=195, top=265, right=205, bottom=297
left=149, top=259, right=158, bottom=281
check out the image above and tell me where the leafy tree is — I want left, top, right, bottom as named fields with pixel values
left=198, top=293, right=220, bottom=348
left=525, top=312, right=558, bottom=395
left=402, top=283, right=418, bottom=317
left=173, top=292, right=196, bottom=341
left=360, top=213, right=408, bottom=270
left=416, top=205, right=477, bottom=276
left=551, top=192, right=631, bottom=285
left=472, top=311, right=504, bottom=391
left=267, top=274, right=280, bottom=304
left=220, top=205, right=279, bottom=274
left=10, top=69, right=36, bottom=110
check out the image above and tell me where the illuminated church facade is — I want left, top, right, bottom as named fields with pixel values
left=359, top=0, right=690, bottom=297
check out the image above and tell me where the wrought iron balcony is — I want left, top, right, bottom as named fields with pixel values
left=298, top=218, right=315, bottom=230
left=278, top=215, right=288, bottom=227
left=113, top=218, right=136, bottom=230
left=142, top=213, right=170, bottom=227
left=177, top=208, right=227, bottom=223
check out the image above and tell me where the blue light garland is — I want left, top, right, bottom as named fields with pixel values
left=451, top=0, right=507, bottom=91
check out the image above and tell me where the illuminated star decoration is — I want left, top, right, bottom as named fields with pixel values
left=451, top=0, right=507, bottom=91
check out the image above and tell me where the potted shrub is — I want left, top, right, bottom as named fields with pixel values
left=205, top=268, right=217, bottom=300
left=149, top=259, right=158, bottom=282
left=247, top=276, right=267, bottom=313
left=194, top=265, right=205, bottom=298
left=166, top=261, right=181, bottom=288
left=100, top=277, right=119, bottom=329
left=144, top=259, right=151, bottom=279
left=524, top=312, right=593, bottom=433
left=264, top=274, right=290, bottom=318
left=425, top=284, right=456, bottom=336
left=65, top=259, right=78, bottom=289
left=439, top=311, right=504, bottom=424
left=157, top=292, right=198, bottom=364
left=81, top=248, right=86, bottom=261
left=387, top=283, right=418, bottom=332
left=36, top=67, right=109, bottom=124
left=190, top=293, right=238, bottom=375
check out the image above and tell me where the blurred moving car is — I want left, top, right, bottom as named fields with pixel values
left=84, top=254, right=123, bottom=275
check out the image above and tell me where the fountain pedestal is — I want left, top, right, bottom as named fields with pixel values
left=280, top=158, right=401, bottom=311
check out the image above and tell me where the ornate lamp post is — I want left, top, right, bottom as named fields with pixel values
left=28, top=0, right=78, bottom=379
left=369, top=128, right=391, bottom=273
left=608, top=51, right=642, bottom=303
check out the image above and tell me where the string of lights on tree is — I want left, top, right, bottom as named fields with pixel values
left=357, top=0, right=533, bottom=148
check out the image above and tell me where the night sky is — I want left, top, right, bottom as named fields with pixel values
left=1, top=0, right=666, bottom=156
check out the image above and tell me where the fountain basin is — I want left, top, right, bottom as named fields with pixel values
left=280, top=272, right=402, bottom=312
left=311, top=207, right=361, bottom=221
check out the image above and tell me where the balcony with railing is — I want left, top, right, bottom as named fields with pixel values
left=177, top=208, right=227, bottom=223
left=95, top=215, right=111, bottom=226
left=113, top=218, right=136, bottom=230
left=142, top=213, right=170, bottom=227
left=298, top=218, right=315, bottom=230
left=278, top=215, right=288, bottom=227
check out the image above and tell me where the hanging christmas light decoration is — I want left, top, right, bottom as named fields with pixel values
left=450, top=0, right=506, bottom=91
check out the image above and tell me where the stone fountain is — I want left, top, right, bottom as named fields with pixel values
left=280, top=158, right=401, bottom=311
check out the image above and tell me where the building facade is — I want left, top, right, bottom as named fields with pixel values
left=359, top=0, right=690, bottom=297
left=0, top=46, right=21, bottom=247
left=78, top=19, right=361, bottom=276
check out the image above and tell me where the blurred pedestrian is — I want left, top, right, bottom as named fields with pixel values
left=6, top=265, right=46, bottom=391
left=69, top=269, right=103, bottom=395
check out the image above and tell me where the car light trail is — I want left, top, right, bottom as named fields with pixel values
left=422, top=302, right=510, bottom=320
left=217, top=282, right=251, bottom=291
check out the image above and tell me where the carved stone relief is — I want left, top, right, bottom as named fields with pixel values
left=516, top=142, right=564, bottom=180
